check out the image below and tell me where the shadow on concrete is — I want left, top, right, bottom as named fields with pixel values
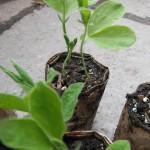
left=0, top=0, right=16, bottom=5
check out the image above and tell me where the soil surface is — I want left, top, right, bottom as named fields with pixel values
left=127, top=83, right=150, bottom=131
left=47, top=52, right=108, bottom=94
left=64, top=136, right=106, bottom=150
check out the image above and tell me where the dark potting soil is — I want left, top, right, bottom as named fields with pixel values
left=64, top=136, right=106, bottom=150
left=127, top=83, right=150, bottom=131
left=48, top=53, right=108, bottom=94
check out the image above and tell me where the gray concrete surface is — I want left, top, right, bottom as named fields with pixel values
left=0, top=0, right=150, bottom=140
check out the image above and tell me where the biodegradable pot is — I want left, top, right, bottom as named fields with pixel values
left=0, top=109, right=15, bottom=150
left=45, top=52, right=109, bottom=131
left=114, top=83, right=150, bottom=150
left=64, top=131, right=112, bottom=150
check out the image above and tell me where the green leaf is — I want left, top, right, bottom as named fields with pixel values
left=62, top=82, right=84, bottom=122
left=0, top=93, right=28, bottom=112
left=90, top=25, right=136, bottom=49
left=0, top=65, right=33, bottom=93
left=106, top=140, right=131, bottom=150
left=11, top=60, right=34, bottom=86
left=77, top=0, right=88, bottom=7
left=88, top=0, right=97, bottom=5
left=0, top=65, right=22, bottom=83
left=88, top=0, right=125, bottom=36
left=29, top=82, right=66, bottom=140
left=47, top=68, right=59, bottom=84
left=44, top=0, right=78, bottom=16
left=0, top=118, right=52, bottom=150
left=80, top=8, right=91, bottom=25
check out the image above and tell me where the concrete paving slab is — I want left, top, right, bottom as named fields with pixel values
left=0, top=0, right=33, bottom=22
left=0, top=0, right=150, bottom=140
left=122, top=0, right=150, bottom=17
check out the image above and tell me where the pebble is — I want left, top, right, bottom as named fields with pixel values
left=61, top=86, right=67, bottom=91
left=89, top=69, right=92, bottom=72
left=132, top=107, right=137, bottom=112
left=143, top=97, right=149, bottom=103
left=145, top=118, right=148, bottom=124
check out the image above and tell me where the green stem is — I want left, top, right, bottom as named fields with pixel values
left=80, top=26, right=90, bottom=79
left=61, top=1, right=73, bottom=76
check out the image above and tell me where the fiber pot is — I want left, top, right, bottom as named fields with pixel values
left=114, top=83, right=150, bottom=150
left=45, top=52, right=109, bottom=131
left=64, top=130, right=112, bottom=150
left=0, top=109, right=15, bottom=150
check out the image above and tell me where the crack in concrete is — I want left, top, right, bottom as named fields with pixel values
left=0, top=4, right=42, bottom=35
left=124, top=13, right=150, bottom=26
left=0, top=0, right=16, bottom=5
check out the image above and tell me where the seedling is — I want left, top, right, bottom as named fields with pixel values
left=0, top=61, right=59, bottom=93
left=0, top=80, right=83, bottom=149
left=44, top=0, right=136, bottom=78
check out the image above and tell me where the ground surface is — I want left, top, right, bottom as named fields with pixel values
left=0, top=0, right=150, bottom=140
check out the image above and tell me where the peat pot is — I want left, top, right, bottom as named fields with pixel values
left=45, top=52, right=109, bottom=131
left=114, top=83, right=150, bottom=150
left=0, top=109, right=15, bottom=150
left=64, top=130, right=112, bottom=150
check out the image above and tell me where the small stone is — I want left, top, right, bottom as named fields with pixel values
left=143, top=97, right=149, bottom=103
left=132, top=107, right=137, bottom=112
left=145, top=118, right=148, bottom=124
left=134, top=103, right=137, bottom=108
left=89, top=69, right=92, bottom=72
left=61, top=86, right=67, bottom=91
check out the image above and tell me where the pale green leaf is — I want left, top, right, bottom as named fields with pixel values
left=106, top=140, right=131, bottom=150
left=0, top=93, right=28, bottom=112
left=29, top=82, right=66, bottom=140
left=88, top=0, right=97, bottom=5
left=44, top=0, right=78, bottom=16
left=62, top=82, right=84, bottom=122
left=88, top=0, right=125, bottom=36
left=11, top=60, right=34, bottom=86
left=47, top=68, right=59, bottom=84
left=0, top=118, right=52, bottom=150
left=90, top=25, right=136, bottom=49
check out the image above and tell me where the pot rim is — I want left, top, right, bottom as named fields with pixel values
left=64, top=130, right=112, bottom=146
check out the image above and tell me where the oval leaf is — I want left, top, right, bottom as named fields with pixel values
left=90, top=25, right=136, bottom=49
left=62, top=82, right=84, bottom=122
left=44, top=0, right=78, bottom=16
left=106, top=140, right=131, bottom=150
left=88, top=0, right=125, bottom=36
left=29, top=82, right=66, bottom=140
left=0, top=118, right=52, bottom=150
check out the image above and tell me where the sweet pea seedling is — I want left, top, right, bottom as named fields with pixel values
left=44, top=0, right=136, bottom=78
left=0, top=81, right=84, bottom=150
